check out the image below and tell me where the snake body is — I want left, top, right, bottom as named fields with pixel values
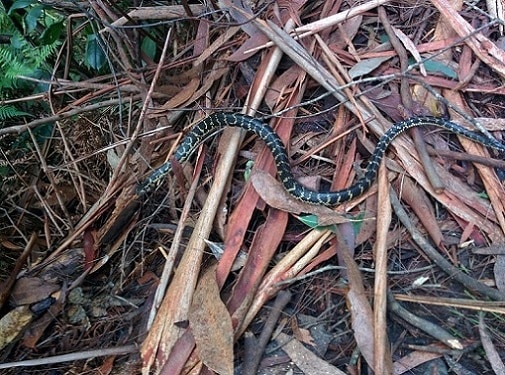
left=136, top=113, right=505, bottom=206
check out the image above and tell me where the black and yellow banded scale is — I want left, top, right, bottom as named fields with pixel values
left=136, top=113, right=505, bottom=206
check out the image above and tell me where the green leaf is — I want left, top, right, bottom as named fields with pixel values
left=25, top=5, right=42, bottom=33
left=39, top=20, right=64, bottom=45
left=8, top=0, right=36, bottom=14
left=141, top=36, right=156, bottom=62
left=0, top=165, right=10, bottom=177
left=407, top=57, right=457, bottom=79
left=85, top=34, right=106, bottom=70
left=31, top=68, right=51, bottom=93
left=478, top=191, right=489, bottom=199
left=10, top=34, right=25, bottom=49
left=243, top=160, right=254, bottom=181
left=298, top=214, right=319, bottom=227
left=350, top=212, right=365, bottom=234
left=297, top=214, right=337, bottom=231
left=296, top=213, right=365, bottom=233
left=422, top=60, right=457, bottom=79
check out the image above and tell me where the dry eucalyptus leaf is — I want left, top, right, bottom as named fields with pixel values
left=275, top=332, right=346, bottom=375
left=250, top=170, right=351, bottom=225
left=479, top=314, right=505, bottom=373
left=11, top=277, right=60, bottom=305
left=494, top=255, right=505, bottom=292
left=188, top=264, right=233, bottom=375
left=348, top=56, right=391, bottom=79
left=391, top=25, right=427, bottom=75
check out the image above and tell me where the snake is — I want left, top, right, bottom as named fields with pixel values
left=136, top=113, right=505, bottom=206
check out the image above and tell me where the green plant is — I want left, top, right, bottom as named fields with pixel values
left=0, top=104, right=31, bottom=120
left=0, top=0, right=64, bottom=94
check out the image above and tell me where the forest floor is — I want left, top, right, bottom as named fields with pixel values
left=1, top=0, right=505, bottom=373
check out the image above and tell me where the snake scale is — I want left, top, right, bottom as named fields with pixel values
left=136, top=113, right=505, bottom=206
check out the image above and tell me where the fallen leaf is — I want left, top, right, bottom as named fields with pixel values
left=391, top=26, right=426, bottom=75
left=393, top=350, right=442, bottom=374
left=337, top=227, right=375, bottom=367
left=275, top=332, right=346, bottom=374
left=250, top=170, right=350, bottom=224
left=188, top=264, right=233, bottom=375
left=11, top=277, right=60, bottom=305
left=348, top=56, right=391, bottom=79
left=0, top=306, right=33, bottom=351
left=479, top=313, right=505, bottom=373
left=494, top=255, right=505, bottom=292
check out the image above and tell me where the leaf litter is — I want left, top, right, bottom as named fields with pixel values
left=1, top=0, right=505, bottom=373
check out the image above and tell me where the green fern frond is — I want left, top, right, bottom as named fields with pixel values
left=0, top=4, right=62, bottom=90
left=0, top=105, right=31, bottom=121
